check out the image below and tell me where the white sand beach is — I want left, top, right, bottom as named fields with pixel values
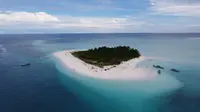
left=53, top=50, right=158, bottom=80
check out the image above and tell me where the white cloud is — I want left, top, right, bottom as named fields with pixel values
left=150, top=0, right=200, bottom=17
left=0, top=11, right=60, bottom=23
left=57, top=16, right=144, bottom=29
left=0, top=11, right=145, bottom=33
left=0, top=10, right=199, bottom=33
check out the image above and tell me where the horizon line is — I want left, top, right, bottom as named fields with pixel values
left=1, top=32, right=200, bottom=35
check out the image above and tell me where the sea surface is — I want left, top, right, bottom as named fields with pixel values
left=0, top=33, right=200, bottom=112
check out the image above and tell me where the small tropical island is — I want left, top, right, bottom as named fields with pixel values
left=72, top=46, right=141, bottom=67
left=53, top=46, right=158, bottom=80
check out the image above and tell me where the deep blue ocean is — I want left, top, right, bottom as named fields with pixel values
left=0, top=33, right=200, bottom=112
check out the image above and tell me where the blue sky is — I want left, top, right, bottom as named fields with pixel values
left=0, top=0, right=200, bottom=33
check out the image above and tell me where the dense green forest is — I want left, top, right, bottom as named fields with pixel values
left=72, top=46, right=141, bottom=67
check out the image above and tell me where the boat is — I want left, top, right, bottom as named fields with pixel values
left=171, top=69, right=180, bottom=73
left=153, top=65, right=164, bottom=69
left=21, top=63, right=31, bottom=67
left=157, top=70, right=161, bottom=74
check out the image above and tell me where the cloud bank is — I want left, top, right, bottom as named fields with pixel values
left=0, top=0, right=200, bottom=33
left=150, top=0, right=200, bottom=17
left=0, top=11, right=145, bottom=33
left=0, top=11, right=59, bottom=23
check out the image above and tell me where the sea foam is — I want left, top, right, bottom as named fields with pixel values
left=0, top=45, right=7, bottom=54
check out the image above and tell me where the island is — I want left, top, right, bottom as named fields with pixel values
left=72, top=46, right=141, bottom=67
left=53, top=46, right=157, bottom=80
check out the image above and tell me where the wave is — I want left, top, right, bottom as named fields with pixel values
left=0, top=44, right=7, bottom=54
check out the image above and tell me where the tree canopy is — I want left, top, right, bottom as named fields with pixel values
left=72, top=46, right=141, bottom=67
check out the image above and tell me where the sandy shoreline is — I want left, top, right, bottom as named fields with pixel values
left=53, top=50, right=158, bottom=80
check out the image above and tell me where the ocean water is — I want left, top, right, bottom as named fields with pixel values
left=1, top=33, right=200, bottom=112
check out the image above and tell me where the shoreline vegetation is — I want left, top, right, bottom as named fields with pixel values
left=72, top=46, right=141, bottom=67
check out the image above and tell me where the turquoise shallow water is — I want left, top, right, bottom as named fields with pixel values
left=42, top=34, right=200, bottom=112
left=53, top=51, right=182, bottom=112
left=1, top=34, right=200, bottom=112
